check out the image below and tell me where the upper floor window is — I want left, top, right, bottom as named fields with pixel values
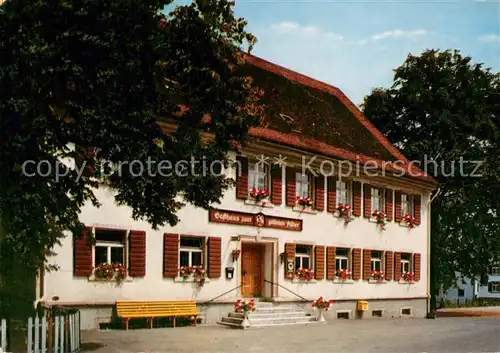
left=179, top=237, right=203, bottom=267
left=401, top=194, right=413, bottom=216
left=296, top=172, right=311, bottom=199
left=401, top=253, right=412, bottom=274
left=248, top=162, right=268, bottom=192
left=336, top=180, right=349, bottom=205
left=489, top=265, right=499, bottom=275
left=371, top=188, right=383, bottom=214
left=94, top=229, right=126, bottom=267
left=295, top=245, right=312, bottom=270
left=371, top=251, right=383, bottom=271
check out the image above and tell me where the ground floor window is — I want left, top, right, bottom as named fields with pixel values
left=179, top=237, right=203, bottom=267
left=295, top=245, right=312, bottom=270
left=94, top=229, right=126, bottom=267
left=489, top=282, right=500, bottom=293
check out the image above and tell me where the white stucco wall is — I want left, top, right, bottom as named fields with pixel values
left=43, top=153, right=430, bottom=306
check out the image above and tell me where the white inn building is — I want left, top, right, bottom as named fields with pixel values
left=39, top=53, right=437, bottom=329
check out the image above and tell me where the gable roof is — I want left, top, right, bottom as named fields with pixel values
left=242, top=53, right=436, bottom=185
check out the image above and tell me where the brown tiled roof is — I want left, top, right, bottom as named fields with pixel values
left=242, top=53, right=436, bottom=184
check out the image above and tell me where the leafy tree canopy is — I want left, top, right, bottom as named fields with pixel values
left=362, top=49, right=500, bottom=305
left=0, top=0, right=262, bottom=269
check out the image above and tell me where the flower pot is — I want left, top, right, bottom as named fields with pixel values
left=316, top=308, right=326, bottom=322
left=241, top=310, right=251, bottom=328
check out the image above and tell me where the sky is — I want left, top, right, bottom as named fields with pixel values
left=167, top=0, right=500, bottom=106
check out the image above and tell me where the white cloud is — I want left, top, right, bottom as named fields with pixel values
left=359, top=29, right=428, bottom=44
left=270, top=21, right=344, bottom=41
left=478, top=34, right=500, bottom=43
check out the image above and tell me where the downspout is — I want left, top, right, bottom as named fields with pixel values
left=426, top=192, right=432, bottom=314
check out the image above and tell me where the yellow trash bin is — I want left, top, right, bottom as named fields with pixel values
left=357, top=300, right=368, bottom=311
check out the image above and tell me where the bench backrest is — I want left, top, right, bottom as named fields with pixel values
left=116, top=300, right=198, bottom=317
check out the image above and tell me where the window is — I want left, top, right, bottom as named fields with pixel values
left=295, top=245, right=312, bottom=270
left=458, top=289, right=465, bottom=297
left=490, top=282, right=500, bottom=293
left=335, top=248, right=350, bottom=271
left=248, top=162, right=268, bottom=192
left=490, top=266, right=499, bottom=275
left=179, top=237, right=203, bottom=267
left=401, top=194, right=413, bottom=216
left=335, top=180, right=349, bottom=205
left=296, top=172, right=311, bottom=199
left=401, top=253, right=411, bottom=274
left=94, top=229, right=126, bottom=267
left=370, top=188, right=383, bottom=214
left=371, top=251, right=382, bottom=271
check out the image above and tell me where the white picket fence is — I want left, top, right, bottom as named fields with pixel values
left=1, top=318, right=7, bottom=352
left=0, top=312, right=80, bottom=353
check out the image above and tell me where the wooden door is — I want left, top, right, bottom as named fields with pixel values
left=241, top=243, right=264, bottom=297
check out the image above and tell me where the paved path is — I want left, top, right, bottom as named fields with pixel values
left=82, top=317, right=500, bottom=353
left=437, top=306, right=500, bottom=317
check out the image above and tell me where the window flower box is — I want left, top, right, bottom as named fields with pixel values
left=402, top=214, right=416, bottom=229
left=371, top=210, right=386, bottom=231
left=400, top=271, right=415, bottom=283
left=93, top=263, right=127, bottom=284
left=247, top=187, right=271, bottom=207
left=336, top=203, right=354, bottom=225
left=295, top=196, right=314, bottom=212
left=179, top=265, right=206, bottom=287
left=335, top=269, right=352, bottom=281
left=370, top=270, right=385, bottom=282
left=294, top=267, right=315, bottom=282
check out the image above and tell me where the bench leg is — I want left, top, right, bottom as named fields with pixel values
left=150, top=318, right=154, bottom=329
left=193, top=316, right=197, bottom=327
left=173, top=317, right=176, bottom=328
left=125, top=318, right=129, bottom=330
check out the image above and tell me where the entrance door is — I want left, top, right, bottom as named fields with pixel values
left=241, top=243, right=264, bottom=297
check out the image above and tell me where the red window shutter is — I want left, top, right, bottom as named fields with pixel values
left=208, top=237, right=222, bottom=278
left=326, top=246, right=336, bottom=280
left=315, top=246, right=325, bottom=280
left=414, top=253, right=421, bottom=281
left=326, top=177, right=336, bottom=213
left=285, top=243, right=296, bottom=279
left=394, top=252, right=401, bottom=281
left=385, top=189, right=394, bottom=221
left=352, top=248, right=362, bottom=280
left=73, top=227, right=93, bottom=277
left=128, top=230, right=146, bottom=277
left=363, top=184, right=371, bottom=218
left=271, top=166, right=282, bottom=205
left=413, top=195, right=422, bottom=225
left=285, top=167, right=296, bottom=207
left=394, top=191, right=402, bottom=222
left=315, top=176, right=325, bottom=211
left=352, top=181, right=362, bottom=217
left=163, top=233, right=179, bottom=278
left=363, top=249, right=372, bottom=280
left=236, top=156, right=248, bottom=200
left=385, top=251, right=394, bottom=281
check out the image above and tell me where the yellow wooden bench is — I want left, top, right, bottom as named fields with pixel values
left=116, top=300, right=200, bottom=330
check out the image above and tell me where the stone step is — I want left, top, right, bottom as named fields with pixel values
left=229, top=311, right=311, bottom=319
left=254, top=306, right=298, bottom=312
left=221, top=314, right=316, bottom=325
left=217, top=319, right=323, bottom=329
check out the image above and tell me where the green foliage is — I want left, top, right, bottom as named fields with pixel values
left=362, top=49, right=500, bottom=306
left=0, top=0, right=261, bottom=269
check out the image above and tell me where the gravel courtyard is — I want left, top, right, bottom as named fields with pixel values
left=82, top=317, right=500, bottom=353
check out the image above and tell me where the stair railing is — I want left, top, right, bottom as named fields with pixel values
left=201, top=283, right=245, bottom=306
left=263, top=279, right=310, bottom=309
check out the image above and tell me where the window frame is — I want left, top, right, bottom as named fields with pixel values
left=179, top=236, right=204, bottom=268
left=335, top=179, right=351, bottom=206
left=370, top=250, right=383, bottom=272
left=248, top=162, right=269, bottom=194
left=295, top=245, right=313, bottom=271
left=400, top=253, right=412, bottom=275
left=491, top=266, right=499, bottom=275
left=401, top=193, right=414, bottom=217
left=491, top=282, right=500, bottom=293
left=93, top=228, right=127, bottom=268
left=295, top=172, right=313, bottom=199
left=370, top=187, right=384, bottom=214
left=335, top=248, right=351, bottom=271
